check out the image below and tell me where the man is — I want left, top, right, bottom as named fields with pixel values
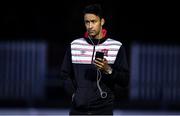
left=60, top=4, right=129, bottom=115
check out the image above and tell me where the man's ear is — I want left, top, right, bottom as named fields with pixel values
left=101, top=18, right=105, bottom=26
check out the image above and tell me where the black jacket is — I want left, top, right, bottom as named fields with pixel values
left=60, top=36, right=129, bottom=112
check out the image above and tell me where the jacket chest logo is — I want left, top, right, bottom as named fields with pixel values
left=100, top=49, right=109, bottom=57
left=80, top=50, right=86, bottom=54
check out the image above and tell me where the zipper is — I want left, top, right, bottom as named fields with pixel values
left=91, top=45, right=96, bottom=64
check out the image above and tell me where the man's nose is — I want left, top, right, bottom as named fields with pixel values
left=88, top=22, right=93, bottom=29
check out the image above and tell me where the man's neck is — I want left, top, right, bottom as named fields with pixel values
left=90, top=30, right=103, bottom=40
left=90, top=36, right=102, bottom=40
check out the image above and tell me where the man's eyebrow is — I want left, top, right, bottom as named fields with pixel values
left=85, top=19, right=96, bottom=22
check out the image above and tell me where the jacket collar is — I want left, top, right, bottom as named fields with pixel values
left=84, top=29, right=108, bottom=45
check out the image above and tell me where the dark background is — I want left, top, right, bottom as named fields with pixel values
left=0, top=0, right=179, bottom=109
left=1, top=0, right=179, bottom=68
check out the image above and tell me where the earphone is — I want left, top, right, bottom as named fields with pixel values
left=88, top=35, right=107, bottom=99
left=97, top=69, right=107, bottom=99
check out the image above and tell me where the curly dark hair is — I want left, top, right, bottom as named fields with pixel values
left=83, top=4, right=103, bottom=19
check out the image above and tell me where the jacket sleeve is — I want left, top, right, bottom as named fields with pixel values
left=60, top=45, right=76, bottom=94
left=60, top=45, right=74, bottom=81
left=110, top=45, right=130, bottom=87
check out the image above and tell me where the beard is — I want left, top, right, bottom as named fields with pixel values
left=88, top=30, right=101, bottom=39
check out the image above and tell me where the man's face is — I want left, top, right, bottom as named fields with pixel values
left=84, top=13, right=103, bottom=39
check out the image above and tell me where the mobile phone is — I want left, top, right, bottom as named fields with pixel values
left=95, top=51, right=104, bottom=60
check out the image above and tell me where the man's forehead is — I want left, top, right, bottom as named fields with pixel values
left=84, top=13, right=100, bottom=20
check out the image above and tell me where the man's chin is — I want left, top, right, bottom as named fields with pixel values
left=88, top=34, right=95, bottom=37
left=89, top=35, right=96, bottom=39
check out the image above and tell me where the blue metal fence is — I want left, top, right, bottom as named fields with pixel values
left=0, top=41, right=47, bottom=100
left=130, top=42, right=180, bottom=104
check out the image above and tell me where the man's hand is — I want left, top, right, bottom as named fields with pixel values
left=94, top=58, right=112, bottom=74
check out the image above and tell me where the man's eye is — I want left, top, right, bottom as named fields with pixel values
left=85, top=21, right=89, bottom=24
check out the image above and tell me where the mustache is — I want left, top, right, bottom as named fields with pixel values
left=87, top=30, right=95, bottom=33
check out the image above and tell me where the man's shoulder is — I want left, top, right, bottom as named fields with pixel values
left=70, top=38, right=86, bottom=44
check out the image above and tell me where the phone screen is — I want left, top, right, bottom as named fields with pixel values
left=95, top=51, right=104, bottom=59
